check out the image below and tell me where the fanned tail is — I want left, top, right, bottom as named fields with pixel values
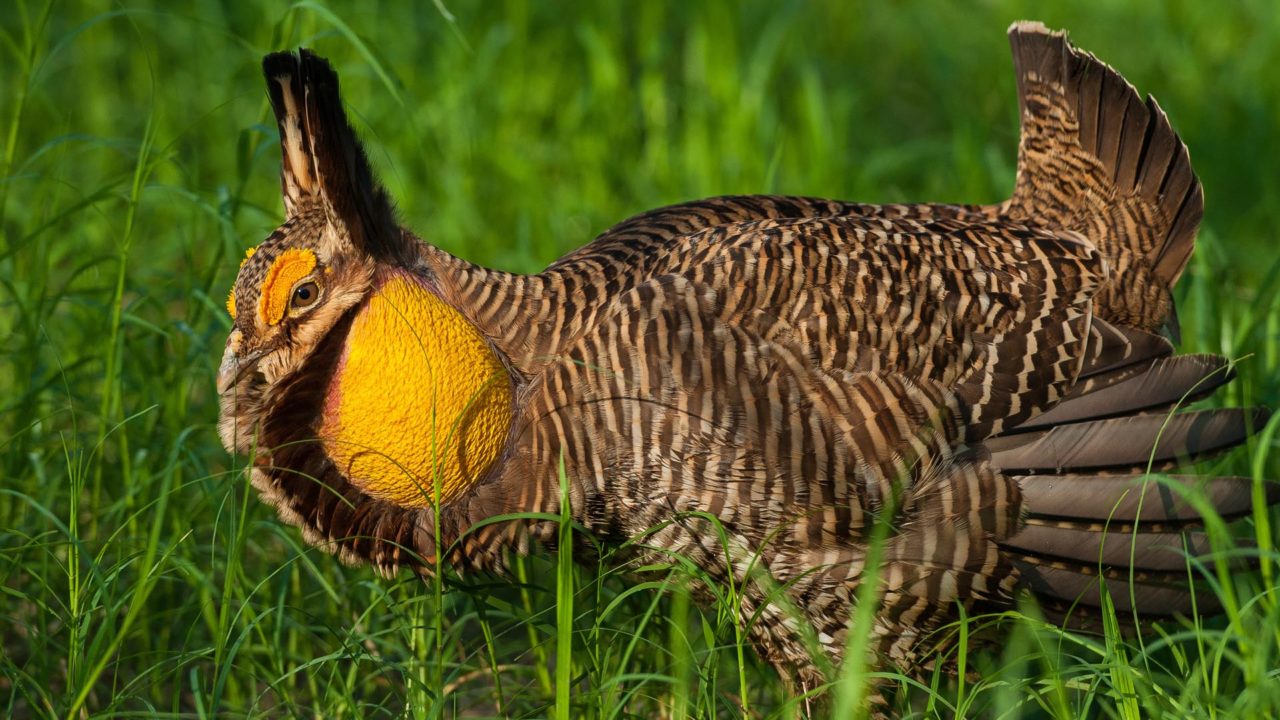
left=984, top=23, right=1273, bottom=631
left=1001, top=21, right=1203, bottom=339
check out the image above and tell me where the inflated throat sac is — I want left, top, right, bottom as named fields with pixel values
left=319, top=274, right=512, bottom=507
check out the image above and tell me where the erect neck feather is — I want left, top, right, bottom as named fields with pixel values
left=318, top=271, right=513, bottom=507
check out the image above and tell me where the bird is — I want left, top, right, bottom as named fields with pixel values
left=218, top=20, right=1274, bottom=703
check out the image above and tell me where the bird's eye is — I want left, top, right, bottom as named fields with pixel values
left=291, top=280, right=320, bottom=310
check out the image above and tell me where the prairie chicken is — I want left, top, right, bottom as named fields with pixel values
left=219, top=21, right=1274, bottom=700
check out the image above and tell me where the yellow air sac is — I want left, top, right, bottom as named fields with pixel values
left=319, top=274, right=512, bottom=507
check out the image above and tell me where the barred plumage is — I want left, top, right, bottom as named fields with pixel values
left=217, top=21, right=1275, bottom=703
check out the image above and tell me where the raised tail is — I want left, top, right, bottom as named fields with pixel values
left=983, top=23, right=1273, bottom=630
left=1001, top=21, right=1203, bottom=339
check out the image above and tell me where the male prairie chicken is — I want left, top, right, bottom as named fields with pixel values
left=219, top=21, right=1274, bottom=701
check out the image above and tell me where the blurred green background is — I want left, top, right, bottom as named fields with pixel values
left=4, top=1, right=1279, bottom=717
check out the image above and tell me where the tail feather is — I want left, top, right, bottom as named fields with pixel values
left=1018, top=474, right=1275, bottom=528
left=992, top=405, right=1271, bottom=629
left=1003, top=21, right=1204, bottom=335
left=986, top=408, right=1269, bottom=474
left=1013, top=560, right=1218, bottom=617
left=1154, top=162, right=1205, bottom=285
left=1003, top=524, right=1214, bottom=573
left=1012, top=354, right=1233, bottom=433
left=1075, top=321, right=1172, bottom=382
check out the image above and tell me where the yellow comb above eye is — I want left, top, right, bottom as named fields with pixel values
left=258, top=248, right=318, bottom=325
left=226, top=245, right=258, bottom=319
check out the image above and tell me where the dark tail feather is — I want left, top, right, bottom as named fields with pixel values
left=1017, top=474, right=1275, bottom=528
left=986, top=355, right=1271, bottom=631
left=998, top=469, right=1274, bottom=627
left=1001, top=472, right=1278, bottom=626
left=988, top=398, right=1271, bottom=630
left=1004, top=522, right=1214, bottom=572
left=981, top=310, right=1273, bottom=629
left=986, top=408, right=1270, bottom=473
left=1014, top=560, right=1221, bottom=622
left=1014, top=354, right=1231, bottom=433
left=1075, top=321, right=1173, bottom=383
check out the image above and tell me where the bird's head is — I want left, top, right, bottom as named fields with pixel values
left=217, top=50, right=514, bottom=570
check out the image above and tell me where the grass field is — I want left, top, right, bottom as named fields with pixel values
left=3, top=1, right=1280, bottom=717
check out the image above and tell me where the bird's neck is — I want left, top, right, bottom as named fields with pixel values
left=415, top=242, right=564, bottom=374
left=317, top=271, right=513, bottom=506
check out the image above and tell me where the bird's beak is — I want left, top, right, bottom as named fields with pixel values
left=216, top=330, right=259, bottom=395
left=216, top=331, right=241, bottom=395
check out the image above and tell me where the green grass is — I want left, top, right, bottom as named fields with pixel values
left=3, top=0, right=1280, bottom=717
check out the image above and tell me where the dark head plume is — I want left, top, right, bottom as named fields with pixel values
left=262, top=49, right=409, bottom=265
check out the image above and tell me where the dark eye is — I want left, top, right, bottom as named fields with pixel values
left=291, top=280, right=320, bottom=310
